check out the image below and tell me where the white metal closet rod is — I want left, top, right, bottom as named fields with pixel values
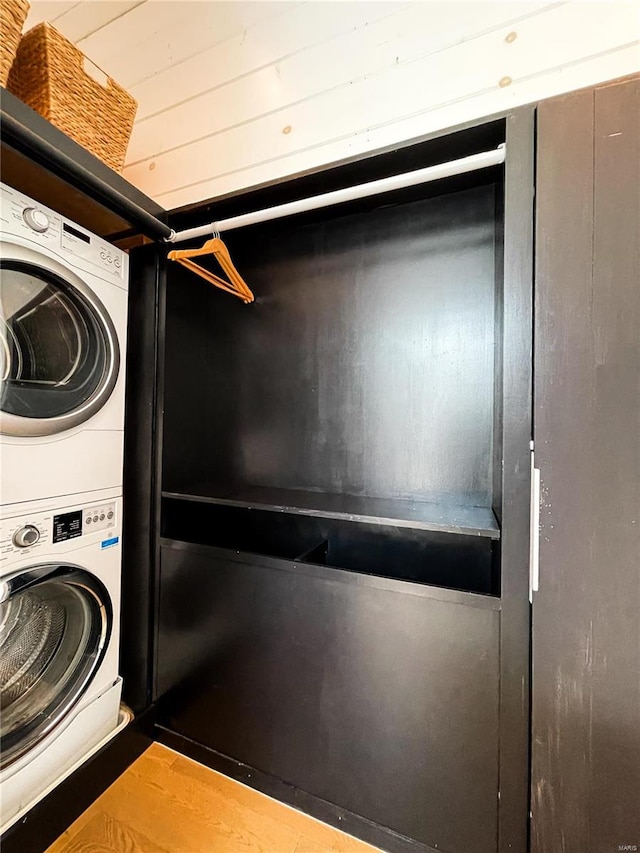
left=166, top=147, right=505, bottom=244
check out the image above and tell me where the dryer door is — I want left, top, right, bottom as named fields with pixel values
left=0, top=247, right=120, bottom=436
left=0, top=564, right=112, bottom=769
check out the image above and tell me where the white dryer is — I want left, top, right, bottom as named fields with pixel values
left=0, top=182, right=129, bottom=505
left=0, top=489, right=123, bottom=830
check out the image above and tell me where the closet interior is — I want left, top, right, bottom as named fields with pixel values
left=154, top=115, right=532, bottom=853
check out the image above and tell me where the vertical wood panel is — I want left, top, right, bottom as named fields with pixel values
left=121, top=245, right=164, bottom=713
left=533, top=75, right=640, bottom=853
left=532, top=84, right=595, bottom=853
left=590, top=76, right=640, bottom=852
left=498, top=107, right=534, bottom=853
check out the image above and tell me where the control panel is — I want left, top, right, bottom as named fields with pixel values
left=83, top=502, right=116, bottom=533
left=0, top=499, right=117, bottom=562
left=0, top=183, right=125, bottom=280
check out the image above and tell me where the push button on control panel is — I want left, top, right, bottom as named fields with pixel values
left=83, top=503, right=116, bottom=534
left=98, top=248, right=122, bottom=274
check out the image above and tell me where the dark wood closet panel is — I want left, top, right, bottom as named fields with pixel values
left=121, top=245, right=166, bottom=713
left=155, top=114, right=534, bottom=853
left=532, top=75, right=640, bottom=852
left=159, top=539, right=500, bottom=853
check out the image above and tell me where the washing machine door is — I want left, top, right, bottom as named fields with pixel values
left=0, top=564, right=112, bottom=769
left=0, top=244, right=120, bottom=436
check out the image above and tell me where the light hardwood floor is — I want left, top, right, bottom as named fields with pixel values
left=46, top=743, right=383, bottom=853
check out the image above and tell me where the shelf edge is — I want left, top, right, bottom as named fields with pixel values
left=161, top=490, right=501, bottom=540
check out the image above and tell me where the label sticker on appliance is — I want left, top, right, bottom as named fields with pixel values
left=53, top=510, right=83, bottom=543
left=101, top=536, right=119, bottom=549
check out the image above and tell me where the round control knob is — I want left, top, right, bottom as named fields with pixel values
left=13, top=524, right=41, bottom=548
left=22, top=207, right=49, bottom=233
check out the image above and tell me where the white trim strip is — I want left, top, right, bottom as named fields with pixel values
left=529, top=448, right=541, bottom=603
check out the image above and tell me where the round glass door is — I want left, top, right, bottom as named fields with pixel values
left=0, top=565, right=111, bottom=770
left=0, top=256, right=119, bottom=436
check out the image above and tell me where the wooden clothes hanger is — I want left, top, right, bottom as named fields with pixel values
left=168, top=234, right=254, bottom=304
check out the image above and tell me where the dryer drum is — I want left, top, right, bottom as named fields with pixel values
left=0, top=257, right=119, bottom=436
left=0, top=565, right=112, bottom=770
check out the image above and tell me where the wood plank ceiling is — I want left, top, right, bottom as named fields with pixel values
left=24, top=1, right=640, bottom=210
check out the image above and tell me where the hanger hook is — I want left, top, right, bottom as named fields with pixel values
left=212, top=226, right=221, bottom=240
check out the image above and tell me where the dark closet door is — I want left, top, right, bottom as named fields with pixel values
left=532, top=75, right=640, bottom=852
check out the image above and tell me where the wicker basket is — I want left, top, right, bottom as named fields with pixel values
left=7, top=22, right=137, bottom=171
left=0, top=0, right=30, bottom=86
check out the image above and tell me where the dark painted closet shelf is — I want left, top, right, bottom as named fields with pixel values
left=162, top=485, right=500, bottom=539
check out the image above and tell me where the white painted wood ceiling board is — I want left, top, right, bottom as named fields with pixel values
left=74, top=1, right=290, bottom=90
left=23, top=1, right=143, bottom=42
left=123, top=1, right=640, bottom=203
left=47, top=1, right=145, bottom=43
left=24, top=1, right=81, bottom=29
left=126, top=0, right=557, bottom=165
left=130, top=1, right=405, bottom=122
left=152, top=40, right=640, bottom=211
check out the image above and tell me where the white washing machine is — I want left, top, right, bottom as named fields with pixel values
left=0, top=489, right=123, bottom=831
left=0, top=182, right=129, bottom=506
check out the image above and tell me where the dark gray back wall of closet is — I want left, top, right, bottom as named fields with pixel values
left=163, top=184, right=497, bottom=508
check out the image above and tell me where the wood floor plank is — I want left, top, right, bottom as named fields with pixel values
left=50, top=740, right=181, bottom=849
left=145, top=742, right=180, bottom=767
left=170, top=754, right=382, bottom=851
left=295, top=834, right=382, bottom=853
left=95, top=759, right=301, bottom=853
left=47, top=744, right=382, bottom=853
left=50, top=811, right=170, bottom=853
left=126, top=742, right=181, bottom=783
left=45, top=807, right=99, bottom=852
left=50, top=812, right=172, bottom=853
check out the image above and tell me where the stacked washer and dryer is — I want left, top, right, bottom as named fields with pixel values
left=0, top=182, right=130, bottom=830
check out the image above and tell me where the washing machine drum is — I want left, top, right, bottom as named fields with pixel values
left=0, top=565, right=111, bottom=769
left=0, top=257, right=119, bottom=436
